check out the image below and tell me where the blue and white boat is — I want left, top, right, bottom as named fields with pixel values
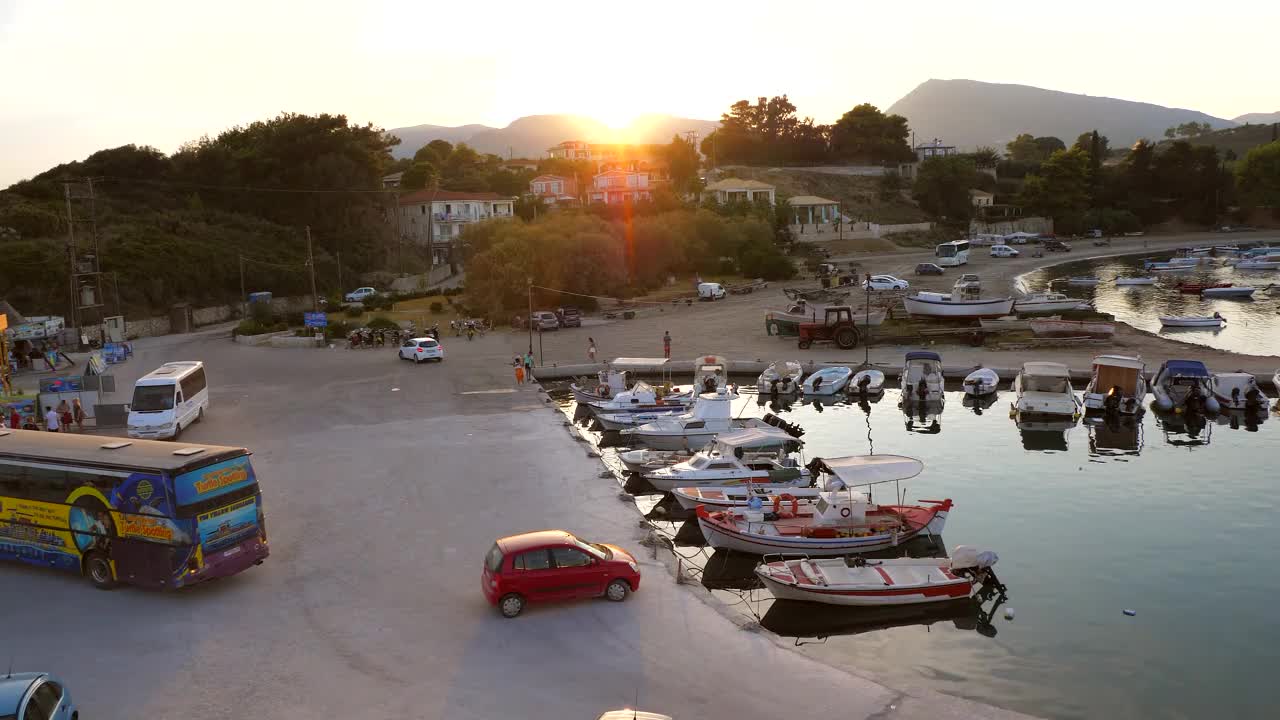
left=802, top=366, right=853, bottom=395
left=1151, top=360, right=1220, bottom=414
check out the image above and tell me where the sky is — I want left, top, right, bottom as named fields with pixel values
left=2, top=0, right=1278, bottom=188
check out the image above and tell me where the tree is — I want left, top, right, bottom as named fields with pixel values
left=1165, top=127, right=1178, bottom=140
left=877, top=171, right=904, bottom=201
left=1019, top=148, right=1092, bottom=230
left=828, top=104, right=912, bottom=164
left=1006, top=134, right=1041, bottom=164
left=1235, top=140, right=1280, bottom=208
left=970, top=146, right=1000, bottom=169
left=1034, top=136, right=1067, bottom=158
left=912, top=156, right=978, bottom=224
left=700, top=95, right=832, bottom=166
left=663, top=134, right=700, bottom=194
left=400, top=161, right=438, bottom=190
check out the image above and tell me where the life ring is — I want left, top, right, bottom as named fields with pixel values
left=840, top=507, right=851, bottom=518
left=772, top=493, right=799, bottom=518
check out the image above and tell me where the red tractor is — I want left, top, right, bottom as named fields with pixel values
left=797, top=306, right=861, bottom=350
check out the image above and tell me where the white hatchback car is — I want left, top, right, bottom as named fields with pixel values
left=399, top=337, right=444, bottom=363
left=990, top=244, right=1020, bottom=258
left=862, top=275, right=910, bottom=291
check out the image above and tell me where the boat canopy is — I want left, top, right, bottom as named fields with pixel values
left=905, top=351, right=942, bottom=362
left=811, top=454, right=924, bottom=486
left=1162, top=360, right=1210, bottom=377
left=712, top=427, right=800, bottom=449
left=1023, top=361, right=1070, bottom=377
left=1093, top=355, right=1144, bottom=370
left=609, top=358, right=669, bottom=370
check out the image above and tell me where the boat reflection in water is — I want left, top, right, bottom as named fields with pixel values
left=1215, top=408, right=1268, bottom=433
left=962, top=392, right=1000, bottom=416
left=902, top=402, right=943, bottom=434
left=761, top=584, right=1009, bottom=643
left=757, top=393, right=799, bottom=414
left=1153, top=409, right=1212, bottom=447
left=1016, top=417, right=1076, bottom=452
left=1086, top=415, right=1143, bottom=457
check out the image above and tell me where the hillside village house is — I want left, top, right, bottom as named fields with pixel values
left=548, top=140, right=592, bottom=161
left=969, top=189, right=994, bottom=207
left=382, top=171, right=404, bottom=189
left=397, top=189, right=515, bottom=265
left=529, top=174, right=579, bottom=205
left=897, top=138, right=959, bottom=181
left=547, top=140, right=668, bottom=174
left=703, top=178, right=776, bottom=205
left=588, top=169, right=661, bottom=205
left=789, top=195, right=842, bottom=235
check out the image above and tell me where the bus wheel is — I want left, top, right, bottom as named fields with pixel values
left=84, top=552, right=116, bottom=590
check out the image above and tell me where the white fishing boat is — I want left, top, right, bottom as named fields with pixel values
left=1013, top=293, right=1089, bottom=314
left=690, top=355, right=730, bottom=395
left=1151, top=360, right=1220, bottom=413
left=1149, top=264, right=1195, bottom=273
left=1232, top=260, right=1280, bottom=270
left=644, top=430, right=809, bottom=492
left=673, top=484, right=822, bottom=511
left=802, top=366, right=853, bottom=395
left=586, top=380, right=693, bottom=414
left=620, top=389, right=802, bottom=450
left=904, top=293, right=1014, bottom=319
left=757, top=361, right=803, bottom=395
left=694, top=455, right=951, bottom=556
left=1201, top=286, right=1255, bottom=298
left=571, top=357, right=686, bottom=404
left=1012, top=362, right=1080, bottom=418
left=900, top=351, right=945, bottom=405
left=1066, top=277, right=1101, bottom=286
left=1160, top=314, right=1225, bottom=328
left=848, top=369, right=886, bottom=397
left=754, top=546, right=999, bottom=607
left=619, top=448, right=694, bottom=474
left=962, top=367, right=999, bottom=397
left=1212, top=372, right=1271, bottom=411
left=1114, top=277, right=1156, bottom=285
left=594, top=406, right=691, bottom=431
left=1083, top=354, right=1147, bottom=415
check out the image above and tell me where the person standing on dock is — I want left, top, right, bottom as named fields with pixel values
left=523, top=351, right=534, bottom=383
left=587, top=337, right=597, bottom=362
left=663, top=331, right=671, bottom=359
left=513, top=357, right=525, bottom=385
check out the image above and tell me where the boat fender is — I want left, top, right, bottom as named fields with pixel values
left=772, top=493, right=798, bottom=518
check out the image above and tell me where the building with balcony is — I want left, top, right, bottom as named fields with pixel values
left=587, top=170, right=660, bottom=205
left=548, top=140, right=592, bottom=161
left=397, top=190, right=515, bottom=265
left=703, top=178, right=776, bottom=205
left=529, top=174, right=579, bottom=205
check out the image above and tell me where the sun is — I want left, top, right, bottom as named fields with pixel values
left=590, top=107, right=640, bottom=131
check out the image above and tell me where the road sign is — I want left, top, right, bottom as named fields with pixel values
left=304, top=312, right=328, bottom=328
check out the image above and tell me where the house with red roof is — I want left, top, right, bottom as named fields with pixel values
left=529, top=174, right=578, bottom=205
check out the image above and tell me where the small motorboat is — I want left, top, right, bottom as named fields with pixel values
left=757, top=360, right=803, bottom=395
left=586, top=380, right=693, bottom=414
left=1212, top=372, right=1271, bottom=412
left=1144, top=257, right=1201, bottom=270
left=621, top=388, right=799, bottom=450
left=1201, top=286, right=1255, bottom=298
left=645, top=439, right=809, bottom=493
left=848, top=369, right=885, bottom=398
left=1114, top=276, right=1156, bottom=286
left=962, top=367, right=999, bottom=397
left=619, top=448, right=693, bottom=474
left=754, top=546, right=999, bottom=607
left=1013, top=293, right=1089, bottom=314
left=1233, top=259, right=1280, bottom=270
left=803, top=366, right=853, bottom=396
left=594, top=406, right=690, bottom=431
left=672, top=484, right=823, bottom=511
left=1012, top=362, right=1079, bottom=418
left=1149, top=264, right=1195, bottom=273
left=1178, top=282, right=1230, bottom=294
left=1083, top=354, right=1147, bottom=415
left=1066, top=277, right=1101, bottom=286
left=900, top=351, right=944, bottom=406
left=1151, top=360, right=1220, bottom=413
left=1160, top=313, right=1226, bottom=328
left=903, top=292, right=1014, bottom=319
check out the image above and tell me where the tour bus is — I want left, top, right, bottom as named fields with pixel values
left=0, top=429, right=268, bottom=589
left=935, top=240, right=971, bottom=267
left=128, top=361, right=208, bottom=440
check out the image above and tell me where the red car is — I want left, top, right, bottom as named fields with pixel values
left=482, top=530, right=641, bottom=618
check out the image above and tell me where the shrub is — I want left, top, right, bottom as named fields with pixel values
left=344, top=305, right=363, bottom=318
left=429, top=301, right=444, bottom=314
left=366, top=316, right=399, bottom=331
left=250, top=301, right=274, bottom=324
left=235, top=319, right=286, bottom=336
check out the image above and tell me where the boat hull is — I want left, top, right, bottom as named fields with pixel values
left=803, top=367, right=852, bottom=395
left=647, top=467, right=806, bottom=493
left=595, top=408, right=687, bottom=431
left=1159, top=317, right=1224, bottom=327
left=755, top=562, right=975, bottom=606
left=695, top=504, right=949, bottom=556
left=672, top=484, right=818, bottom=511
left=904, top=295, right=1014, bottom=319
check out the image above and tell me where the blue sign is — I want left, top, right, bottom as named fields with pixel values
left=304, top=312, right=328, bottom=328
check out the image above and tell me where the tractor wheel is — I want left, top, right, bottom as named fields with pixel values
left=797, top=339, right=812, bottom=350
left=835, top=327, right=859, bottom=349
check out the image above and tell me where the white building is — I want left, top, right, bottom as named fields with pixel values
left=969, top=189, right=994, bottom=207
left=703, top=178, right=776, bottom=205
left=397, top=190, right=515, bottom=265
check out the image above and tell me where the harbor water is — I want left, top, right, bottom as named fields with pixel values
left=562, top=386, right=1280, bottom=720
left=1019, top=253, right=1280, bottom=357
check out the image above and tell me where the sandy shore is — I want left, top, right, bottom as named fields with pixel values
left=507, top=230, right=1280, bottom=376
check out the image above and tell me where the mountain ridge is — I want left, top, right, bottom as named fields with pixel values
left=1233, top=111, right=1280, bottom=125
left=388, top=114, right=720, bottom=159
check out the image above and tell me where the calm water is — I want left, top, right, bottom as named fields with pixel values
left=1019, top=252, right=1280, bottom=357
left=564, top=386, right=1280, bottom=720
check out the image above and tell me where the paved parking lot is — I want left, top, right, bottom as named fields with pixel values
left=0, top=328, right=1029, bottom=719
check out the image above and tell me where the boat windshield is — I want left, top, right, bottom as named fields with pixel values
left=689, top=456, right=710, bottom=469
left=1025, top=375, right=1069, bottom=393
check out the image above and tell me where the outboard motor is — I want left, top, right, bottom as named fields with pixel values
left=762, top=412, right=805, bottom=438
left=811, top=376, right=824, bottom=393
left=1245, top=387, right=1263, bottom=412
left=853, top=374, right=872, bottom=399
left=1103, top=385, right=1122, bottom=414
left=770, top=378, right=780, bottom=396
left=916, top=380, right=929, bottom=402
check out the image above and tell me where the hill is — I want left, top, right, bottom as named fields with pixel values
left=388, top=114, right=719, bottom=159
left=1155, top=123, right=1280, bottom=158
left=1233, top=112, right=1280, bottom=125
left=887, top=78, right=1235, bottom=150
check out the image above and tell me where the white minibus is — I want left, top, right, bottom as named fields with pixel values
left=127, top=361, right=209, bottom=440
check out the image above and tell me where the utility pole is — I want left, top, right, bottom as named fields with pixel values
left=305, top=226, right=318, bottom=312
left=526, top=278, right=533, bottom=355
left=63, top=178, right=104, bottom=345
left=336, top=250, right=344, bottom=292
left=238, top=254, right=247, bottom=317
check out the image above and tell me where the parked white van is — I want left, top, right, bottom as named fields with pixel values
left=697, top=282, right=726, bottom=301
left=990, top=244, right=1020, bottom=258
left=127, top=361, right=209, bottom=440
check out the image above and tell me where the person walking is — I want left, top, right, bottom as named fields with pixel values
left=513, top=357, right=525, bottom=385
left=663, top=330, right=671, bottom=359
left=587, top=337, right=597, bottom=362
left=523, top=351, right=534, bottom=383
left=72, top=398, right=86, bottom=432
left=56, top=399, right=72, bottom=431
left=44, top=405, right=60, bottom=432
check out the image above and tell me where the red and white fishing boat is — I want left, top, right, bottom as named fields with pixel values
left=694, top=455, right=951, bottom=556
left=754, top=546, right=999, bottom=606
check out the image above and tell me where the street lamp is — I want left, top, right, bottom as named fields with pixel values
left=526, top=277, right=533, bottom=355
